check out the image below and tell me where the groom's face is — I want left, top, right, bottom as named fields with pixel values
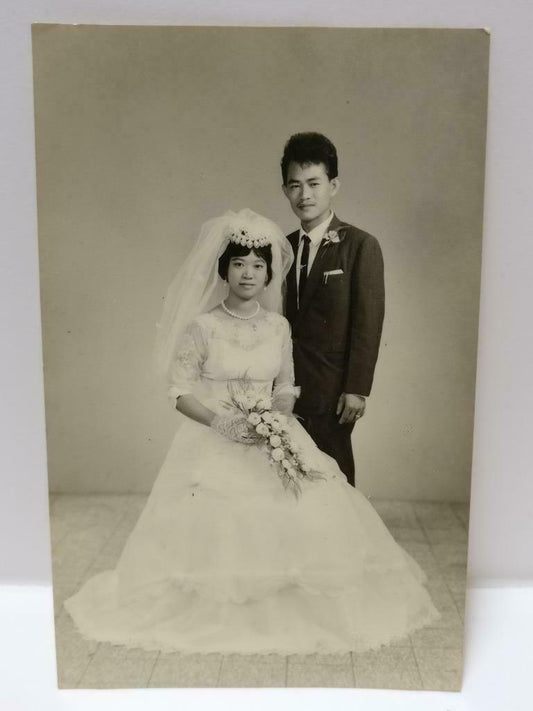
left=283, top=161, right=340, bottom=231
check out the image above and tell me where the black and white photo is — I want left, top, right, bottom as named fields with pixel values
left=31, top=25, right=490, bottom=691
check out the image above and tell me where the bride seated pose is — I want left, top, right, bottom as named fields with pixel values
left=65, top=209, right=439, bottom=654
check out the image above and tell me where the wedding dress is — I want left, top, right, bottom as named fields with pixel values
left=65, top=308, right=439, bottom=654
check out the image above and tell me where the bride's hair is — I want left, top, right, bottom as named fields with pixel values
left=218, top=242, right=273, bottom=284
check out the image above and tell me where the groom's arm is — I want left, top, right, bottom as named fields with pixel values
left=344, top=232, right=385, bottom=398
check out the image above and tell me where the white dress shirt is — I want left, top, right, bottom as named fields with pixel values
left=295, top=211, right=335, bottom=293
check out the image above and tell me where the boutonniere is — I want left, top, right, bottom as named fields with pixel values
left=322, top=229, right=343, bottom=247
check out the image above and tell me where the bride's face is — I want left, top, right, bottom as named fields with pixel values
left=227, top=251, right=268, bottom=301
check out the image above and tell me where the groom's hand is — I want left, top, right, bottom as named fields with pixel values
left=336, top=393, right=366, bottom=425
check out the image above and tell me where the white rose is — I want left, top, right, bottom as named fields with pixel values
left=256, top=423, right=269, bottom=436
left=261, top=412, right=273, bottom=424
left=247, top=412, right=261, bottom=426
left=257, top=398, right=272, bottom=411
left=271, top=447, right=284, bottom=462
left=244, top=395, right=257, bottom=409
left=271, top=420, right=282, bottom=432
left=281, top=459, right=290, bottom=469
left=269, top=434, right=281, bottom=447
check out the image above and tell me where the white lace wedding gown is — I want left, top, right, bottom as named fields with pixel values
left=65, top=308, right=439, bottom=654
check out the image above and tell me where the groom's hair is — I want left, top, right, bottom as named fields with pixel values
left=218, top=242, right=273, bottom=284
left=281, top=132, right=338, bottom=184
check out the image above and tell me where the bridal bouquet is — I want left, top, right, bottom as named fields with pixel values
left=224, top=384, right=323, bottom=496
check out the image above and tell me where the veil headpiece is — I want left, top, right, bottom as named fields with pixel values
left=154, top=209, right=294, bottom=376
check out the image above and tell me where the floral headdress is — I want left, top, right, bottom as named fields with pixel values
left=225, top=222, right=271, bottom=249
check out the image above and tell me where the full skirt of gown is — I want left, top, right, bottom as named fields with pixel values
left=64, top=415, right=440, bottom=655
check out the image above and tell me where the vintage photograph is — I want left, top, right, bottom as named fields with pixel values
left=32, top=25, right=489, bottom=690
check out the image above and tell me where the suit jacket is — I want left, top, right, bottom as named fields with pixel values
left=285, top=214, right=385, bottom=414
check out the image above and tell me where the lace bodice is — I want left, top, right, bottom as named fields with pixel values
left=168, top=309, right=297, bottom=411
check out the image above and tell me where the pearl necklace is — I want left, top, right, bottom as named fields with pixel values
left=221, top=299, right=260, bottom=320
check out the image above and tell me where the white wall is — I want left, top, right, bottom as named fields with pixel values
left=33, top=26, right=488, bottom=500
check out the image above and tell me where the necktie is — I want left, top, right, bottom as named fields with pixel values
left=298, top=234, right=311, bottom=308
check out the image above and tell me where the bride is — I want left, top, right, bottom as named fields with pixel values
left=65, top=209, right=439, bottom=654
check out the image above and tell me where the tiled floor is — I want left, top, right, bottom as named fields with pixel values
left=49, top=494, right=468, bottom=691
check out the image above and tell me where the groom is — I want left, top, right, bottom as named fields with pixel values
left=281, top=132, right=385, bottom=487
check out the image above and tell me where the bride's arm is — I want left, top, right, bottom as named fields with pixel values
left=272, top=318, right=299, bottom=415
left=175, top=396, right=257, bottom=444
left=167, top=320, right=216, bottom=427
left=174, top=394, right=216, bottom=427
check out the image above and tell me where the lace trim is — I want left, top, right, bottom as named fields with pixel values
left=66, top=606, right=440, bottom=657
left=167, top=330, right=203, bottom=397
left=199, top=310, right=287, bottom=351
left=64, top=570, right=440, bottom=655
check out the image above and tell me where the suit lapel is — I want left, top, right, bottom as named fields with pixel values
left=296, top=214, right=345, bottom=321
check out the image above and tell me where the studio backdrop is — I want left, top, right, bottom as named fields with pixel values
left=33, top=26, right=489, bottom=501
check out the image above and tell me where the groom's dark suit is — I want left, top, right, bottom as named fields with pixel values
left=285, top=214, right=385, bottom=486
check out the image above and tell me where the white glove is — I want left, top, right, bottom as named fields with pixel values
left=211, top=412, right=257, bottom=445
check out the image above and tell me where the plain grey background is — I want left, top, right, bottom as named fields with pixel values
left=33, top=26, right=487, bottom=504
left=1, top=1, right=532, bottom=595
